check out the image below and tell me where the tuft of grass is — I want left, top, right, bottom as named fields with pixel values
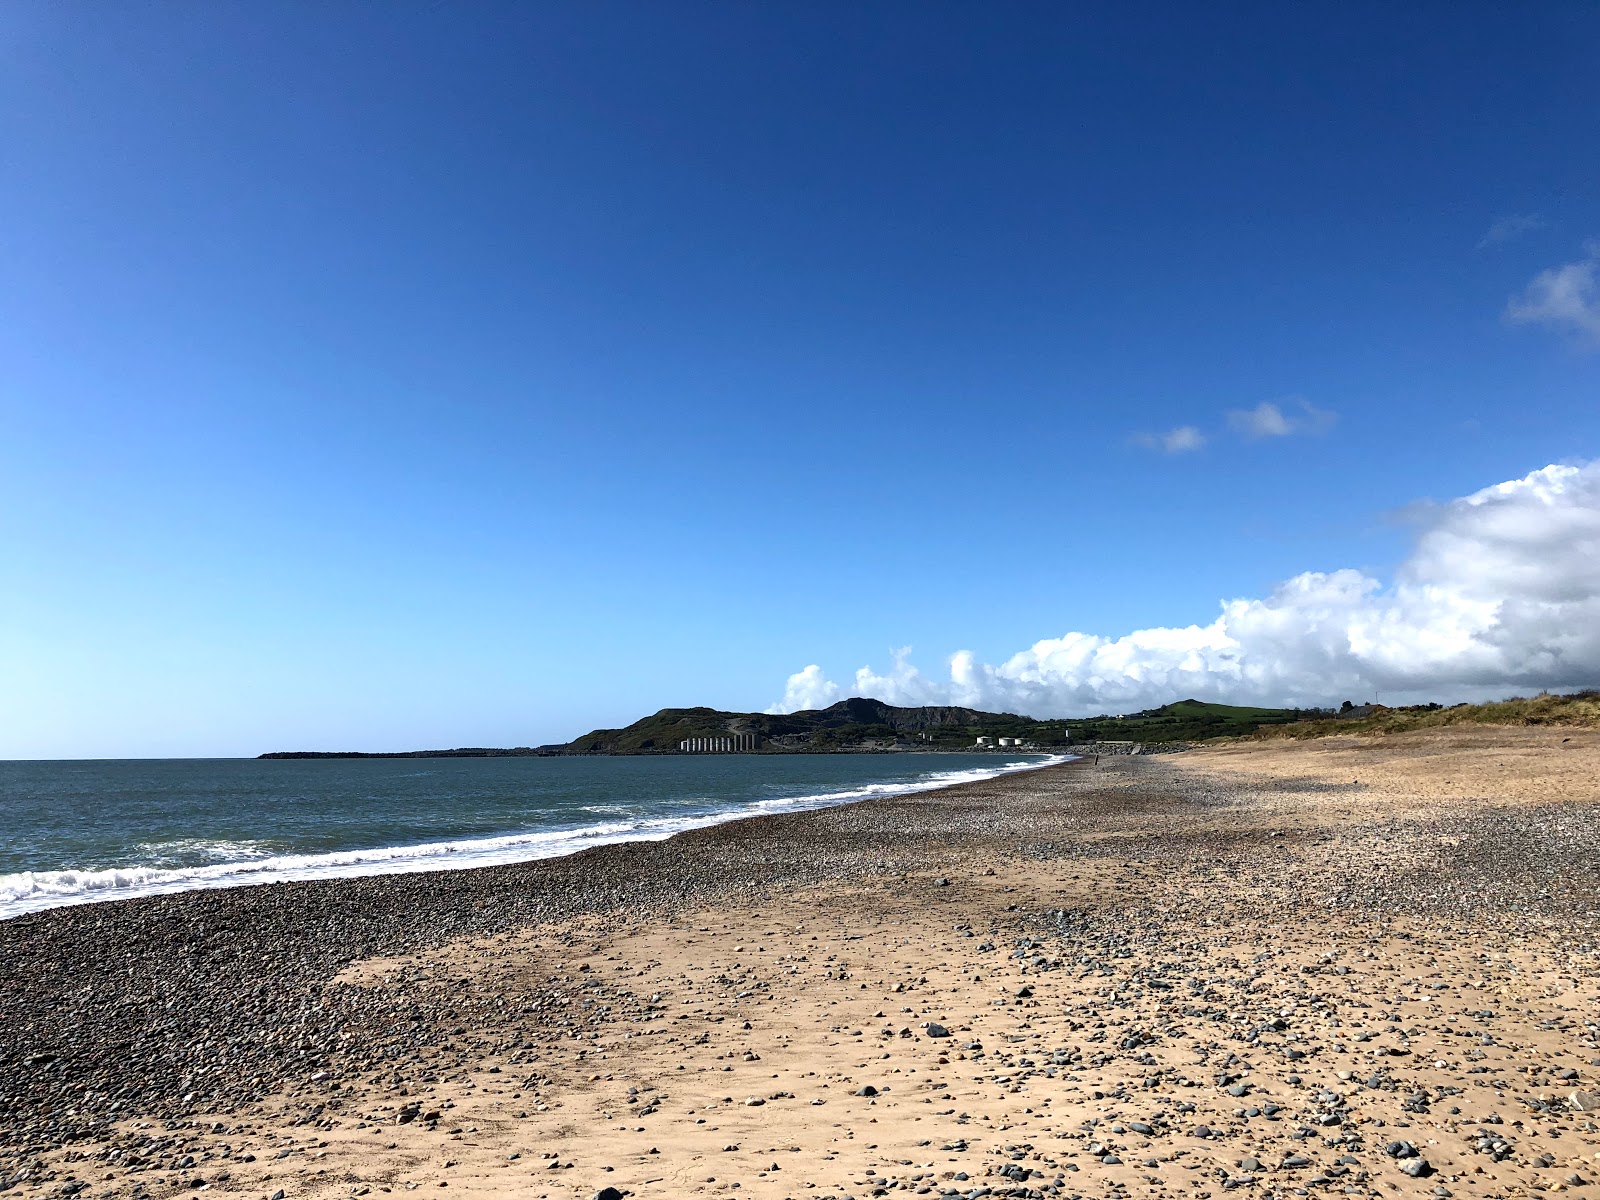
left=1250, top=690, right=1600, bottom=740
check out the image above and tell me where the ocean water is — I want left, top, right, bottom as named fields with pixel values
left=0, top=752, right=1061, bottom=920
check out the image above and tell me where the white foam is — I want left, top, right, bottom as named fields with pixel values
left=0, top=755, right=1069, bottom=920
left=131, top=838, right=274, bottom=867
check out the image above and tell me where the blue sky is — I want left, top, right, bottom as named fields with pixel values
left=3, top=2, right=1598, bottom=757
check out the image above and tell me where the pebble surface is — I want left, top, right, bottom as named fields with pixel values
left=3, top=724, right=1599, bottom=1200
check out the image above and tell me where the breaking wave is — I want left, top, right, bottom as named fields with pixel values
left=0, top=755, right=1066, bottom=919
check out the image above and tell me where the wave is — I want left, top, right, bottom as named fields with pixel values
left=131, top=838, right=274, bottom=867
left=0, top=755, right=1068, bottom=920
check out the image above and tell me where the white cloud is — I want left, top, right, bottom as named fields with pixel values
left=1227, top=398, right=1338, bottom=438
left=1506, top=243, right=1600, bottom=342
left=770, top=462, right=1600, bottom=714
left=853, top=646, right=940, bottom=706
left=1478, top=213, right=1546, bottom=249
left=1133, top=425, right=1206, bottom=454
left=766, top=663, right=840, bottom=714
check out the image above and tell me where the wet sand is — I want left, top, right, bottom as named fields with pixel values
left=4, top=726, right=1599, bottom=1200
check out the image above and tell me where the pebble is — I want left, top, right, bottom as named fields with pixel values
left=6, top=743, right=1600, bottom=1200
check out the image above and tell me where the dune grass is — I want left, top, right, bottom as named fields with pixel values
left=1251, top=690, right=1600, bottom=740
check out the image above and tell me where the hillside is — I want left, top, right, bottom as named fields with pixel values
left=1056, top=698, right=1306, bottom=744
left=562, top=698, right=1053, bottom=753
left=259, top=697, right=1315, bottom=758
left=561, top=696, right=1306, bottom=753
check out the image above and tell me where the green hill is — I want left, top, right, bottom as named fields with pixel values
left=1068, top=698, right=1306, bottom=743
left=561, top=696, right=1306, bottom=753
left=563, top=697, right=1050, bottom=753
left=261, top=696, right=1317, bottom=758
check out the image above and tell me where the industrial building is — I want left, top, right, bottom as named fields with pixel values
left=678, top=734, right=759, bottom=752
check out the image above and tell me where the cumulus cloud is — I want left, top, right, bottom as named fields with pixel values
left=770, top=462, right=1600, bottom=715
left=1227, top=398, right=1338, bottom=438
left=1133, top=425, right=1206, bottom=454
left=1505, top=242, right=1600, bottom=342
left=768, top=663, right=840, bottom=713
left=1477, top=213, right=1545, bottom=249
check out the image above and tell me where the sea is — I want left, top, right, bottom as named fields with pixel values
left=0, top=752, right=1063, bottom=921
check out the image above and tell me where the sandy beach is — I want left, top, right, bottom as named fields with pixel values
left=5, top=727, right=1600, bottom=1200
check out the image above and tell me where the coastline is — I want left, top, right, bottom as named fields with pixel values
left=0, top=754, right=1067, bottom=920
left=4, top=727, right=1600, bottom=1200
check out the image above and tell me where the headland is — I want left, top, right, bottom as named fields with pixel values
left=258, top=697, right=1302, bottom=758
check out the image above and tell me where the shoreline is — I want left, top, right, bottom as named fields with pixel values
left=0, top=754, right=1069, bottom=921
left=4, top=726, right=1600, bottom=1200
left=254, top=747, right=1064, bottom=759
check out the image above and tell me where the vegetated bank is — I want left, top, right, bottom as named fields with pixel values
left=1247, top=689, right=1600, bottom=741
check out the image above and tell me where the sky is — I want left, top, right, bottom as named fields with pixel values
left=2, top=2, right=1598, bottom=758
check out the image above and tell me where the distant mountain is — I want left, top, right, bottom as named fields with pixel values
left=561, top=697, right=1065, bottom=754
left=259, top=696, right=1309, bottom=758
